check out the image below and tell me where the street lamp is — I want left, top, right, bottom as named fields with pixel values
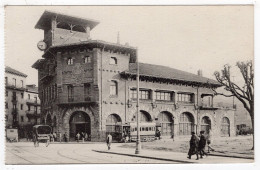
left=135, top=48, right=141, bottom=154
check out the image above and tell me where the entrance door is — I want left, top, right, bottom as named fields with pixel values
left=69, top=111, right=91, bottom=141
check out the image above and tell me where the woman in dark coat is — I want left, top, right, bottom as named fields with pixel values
left=187, top=132, right=200, bottom=160
left=198, top=131, right=208, bottom=158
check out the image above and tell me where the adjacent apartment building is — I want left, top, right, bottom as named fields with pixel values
left=32, top=11, right=235, bottom=141
left=5, top=66, right=41, bottom=138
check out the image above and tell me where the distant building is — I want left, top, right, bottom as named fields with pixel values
left=32, top=11, right=235, bottom=142
left=5, top=66, right=40, bottom=138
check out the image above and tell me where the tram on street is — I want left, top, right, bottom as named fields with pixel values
left=129, top=122, right=157, bottom=142
left=33, top=125, right=52, bottom=147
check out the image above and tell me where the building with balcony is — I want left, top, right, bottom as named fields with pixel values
left=32, top=11, right=235, bottom=142
left=5, top=66, right=41, bottom=138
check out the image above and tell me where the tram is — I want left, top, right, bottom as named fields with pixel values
left=129, top=122, right=157, bottom=142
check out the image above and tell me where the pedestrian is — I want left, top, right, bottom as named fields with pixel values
left=76, top=132, right=80, bottom=142
left=106, top=133, right=112, bottom=150
left=207, top=130, right=215, bottom=153
left=81, top=132, right=85, bottom=142
left=53, top=132, right=57, bottom=142
left=85, top=132, right=88, bottom=142
left=198, top=131, right=208, bottom=158
left=187, top=132, right=200, bottom=160
left=50, top=133, right=54, bottom=142
left=64, top=132, right=68, bottom=142
left=158, top=130, right=161, bottom=140
left=59, top=132, right=62, bottom=143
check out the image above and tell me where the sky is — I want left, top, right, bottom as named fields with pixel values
left=5, top=6, right=254, bottom=85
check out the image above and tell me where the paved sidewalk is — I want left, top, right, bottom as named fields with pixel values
left=93, top=146, right=254, bottom=164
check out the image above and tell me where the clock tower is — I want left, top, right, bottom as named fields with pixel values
left=35, top=10, right=99, bottom=50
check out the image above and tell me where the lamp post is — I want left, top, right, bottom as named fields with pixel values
left=135, top=48, right=141, bottom=154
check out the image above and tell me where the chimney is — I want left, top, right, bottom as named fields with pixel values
left=197, top=69, right=203, bottom=77
left=117, top=32, right=120, bottom=44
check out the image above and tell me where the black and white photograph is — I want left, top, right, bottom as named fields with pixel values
left=1, top=2, right=258, bottom=168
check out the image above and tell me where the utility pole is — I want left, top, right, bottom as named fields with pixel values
left=232, top=76, right=235, bottom=109
left=135, top=48, right=141, bottom=154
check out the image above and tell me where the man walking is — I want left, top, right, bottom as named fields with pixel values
left=106, top=133, right=112, bottom=150
left=187, top=132, right=200, bottom=160
left=198, top=131, right=208, bottom=158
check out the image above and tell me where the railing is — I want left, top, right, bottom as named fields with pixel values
left=6, top=83, right=26, bottom=91
left=26, top=99, right=41, bottom=105
left=58, top=95, right=95, bottom=104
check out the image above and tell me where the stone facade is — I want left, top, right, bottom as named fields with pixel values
left=32, top=11, right=235, bottom=142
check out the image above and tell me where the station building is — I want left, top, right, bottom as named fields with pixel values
left=32, top=11, right=235, bottom=141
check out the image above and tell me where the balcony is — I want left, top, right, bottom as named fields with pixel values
left=6, top=83, right=26, bottom=91
left=26, top=110, right=41, bottom=118
left=199, top=103, right=218, bottom=110
left=26, top=99, right=41, bottom=106
left=57, top=95, right=96, bottom=106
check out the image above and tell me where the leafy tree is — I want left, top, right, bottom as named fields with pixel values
left=213, top=61, right=254, bottom=149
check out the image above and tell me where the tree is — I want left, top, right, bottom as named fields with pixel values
left=213, top=61, right=254, bottom=149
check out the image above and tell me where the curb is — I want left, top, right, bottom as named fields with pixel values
left=208, top=153, right=254, bottom=160
left=92, top=150, right=195, bottom=164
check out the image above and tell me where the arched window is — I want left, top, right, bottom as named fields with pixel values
left=67, top=58, right=73, bottom=65
left=110, top=81, right=117, bottom=96
left=179, top=112, right=194, bottom=135
left=201, top=116, right=211, bottom=134
left=57, top=22, right=71, bottom=30
left=158, top=112, right=173, bottom=136
left=221, top=117, right=230, bottom=136
left=110, top=57, right=117, bottom=65
left=72, top=25, right=86, bottom=33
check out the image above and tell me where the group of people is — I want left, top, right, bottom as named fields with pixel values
left=49, top=132, right=57, bottom=142
left=187, top=130, right=215, bottom=160
left=76, top=132, right=89, bottom=142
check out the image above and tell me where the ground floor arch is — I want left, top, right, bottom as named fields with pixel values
left=201, top=116, right=211, bottom=135
left=69, top=111, right=91, bottom=141
left=106, top=113, right=122, bottom=141
left=140, top=110, right=152, bottom=122
left=179, top=112, right=195, bottom=135
left=221, top=117, right=230, bottom=137
left=158, top=111, right=174, bottom=136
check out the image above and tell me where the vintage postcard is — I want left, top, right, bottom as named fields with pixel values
left=2, top=4, right=256, bottom=168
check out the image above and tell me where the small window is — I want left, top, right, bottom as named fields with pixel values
left=13, top=78, right=16, bottom=87
left=21, top=93, right=24, bottom=99
left=5, top=102, right=8, bottom=109
left=21, top=104, right=23, bottom=110
left=28, top=94, right=30, bottom=99
left=110, top=57, right=117, bottom=65
left=67, top=58, right=73, bottom=65
left=28, top=105, right=31, bottom=111
left=84, top=56, right=91, bottom=63
left=110, top=81, right=118, bottom=96
left=5, top=90, right=8, bottom=97
left=21, top=116, right=24, bottom=122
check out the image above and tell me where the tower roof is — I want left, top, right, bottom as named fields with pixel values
left=35, top=10, right=100, bottom=30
